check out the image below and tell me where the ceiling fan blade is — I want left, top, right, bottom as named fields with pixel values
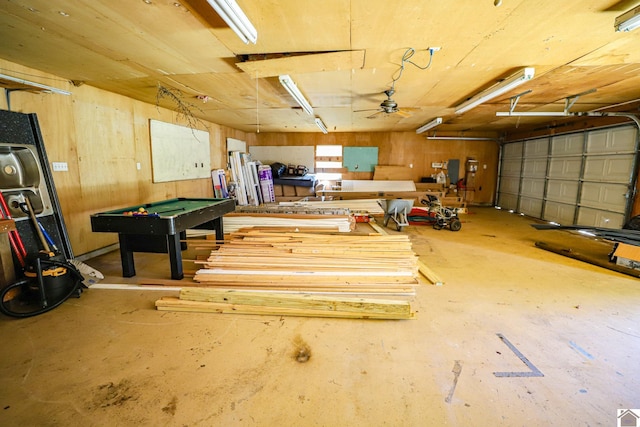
left=353, top=108, right=381, bottom=113
left=366, top=111, right=385, bottom=119
left=395, top=109, right=413, bottom=118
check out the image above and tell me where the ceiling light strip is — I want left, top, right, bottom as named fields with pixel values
left=426, top=136, right=496, bottom=141
left=315, top=117, right=328, bottom=134
left=454, top=67, right=535, bottom=115
left=416, top=117, right=442, bottom=134
left=615, top=5, right=640, bottom=32
left=0, top=73, right=71, bottom=95
left=206, top=0, right=258, bottom=44
left=279, top=75, right=313, bottom=115
left=496, top=111, right=569, bottom=117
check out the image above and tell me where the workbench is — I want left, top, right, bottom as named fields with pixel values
left=90, top=198, right=235, bottom=279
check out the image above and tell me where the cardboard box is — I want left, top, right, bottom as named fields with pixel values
left=295, top=185, right=315, bottom=196
left=613, top=243, right=640, bottom=270
left=282, top=185, right=297, bottom=197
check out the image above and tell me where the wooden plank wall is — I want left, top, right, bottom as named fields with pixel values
left=254, top=133, right=500, bottom=205
left=0, top=59, right=254, bottom=256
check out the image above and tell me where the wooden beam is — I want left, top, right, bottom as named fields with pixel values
left=417, top=259, right=444, bottom=286
left=180, top=288, right=412, bottom=316
left=156, top=296, right=415, bottom=320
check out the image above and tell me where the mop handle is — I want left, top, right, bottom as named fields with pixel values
left=24, top=196, right=50, bottom=253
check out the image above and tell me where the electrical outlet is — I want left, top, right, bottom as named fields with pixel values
left=52, top=162, right=68, bottom=172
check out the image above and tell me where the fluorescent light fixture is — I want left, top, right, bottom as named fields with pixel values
left=496, top=111, right=569, bottom=117
left=0, top=73, right=71, bottom=95
left=416, top=117, right=442, bottom=134
left=279, top=75, right=314, bottom=115
left=426, top=136, right=496, bottom=141
left=206, top=0, right=257, bottom=44
left=615, top=5, right=640, bottom=32
left=315, top=117, right=328, bottom=134
left=455, top=67, right=535, bottom=114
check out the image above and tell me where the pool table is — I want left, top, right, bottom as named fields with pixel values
left=90, top=198, right=235, bottom=279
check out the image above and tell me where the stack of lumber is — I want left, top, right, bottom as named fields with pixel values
left=235, top=205, right=351, bottom=216
left=222, top=204, right=356, bottom=233
left=292, top=199, right=384, bottom=214
left=223, top=213, right=354, bottom=233
left=191, top=231, right=419, bottom=295
left=156, top=288, right=415, bottom=320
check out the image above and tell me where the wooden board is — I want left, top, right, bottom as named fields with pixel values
left=193, top=229, right=420, bottom=294
left=156, top=296, right=415, bottom=320
left=180, top=288, right=412, bottom=315
left=0, top=219, right=16, bottom=233
left=235, top=50, right=366, bottom=78
left=0, top=233, right=15, bottom=288
left=373, top=166, right=413, bottom=180
left=417, top=259, right=443, bottom=286
left=340, top=180, right=416, bottom=192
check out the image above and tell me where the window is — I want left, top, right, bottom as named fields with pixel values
left=315, top=145, right=343, bottom=182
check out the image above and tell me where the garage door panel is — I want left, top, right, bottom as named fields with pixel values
left=499, top=177, right=520, bottom=194
left=499, top=125, right=635, bottom=225
left=586, top=126, right=637, bottom=154
left=502, top=142, right=523, bottom=159
left=576, top=207, right=625, bottom=228
left=551, top=134, right=584, bottom=156
left=579, top=182, right=628, bottom=213
left=583, top=154, right=634, bottom=183
left=498, top=193, right=518, bottom=210
left=524, top=138, right=549, bottom=158
left=521, top=178, right=545, bottom=198
left=500, top=158, right=522, bottom=176
left=522, top=158, right=547, bottom=178
left=543, top=201, right=576, bottom=225
left=548, top=157, right=581, bottom=179
left=519, top=197, right=543, bottom=217
left=546, top=179, right=578, bottom=202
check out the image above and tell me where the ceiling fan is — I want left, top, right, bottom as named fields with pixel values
left=354, top=89, right=414, bottom=119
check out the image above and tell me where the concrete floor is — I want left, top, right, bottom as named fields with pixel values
left=1, top=207, right=639, bottom=426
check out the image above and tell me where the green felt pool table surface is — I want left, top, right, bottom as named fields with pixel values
left=97, top=198, right=227, bottom=217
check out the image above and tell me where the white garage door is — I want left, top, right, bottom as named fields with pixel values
left=497, top=141, right=523, bottom=210
left=497, top=125, right=638, bottom=227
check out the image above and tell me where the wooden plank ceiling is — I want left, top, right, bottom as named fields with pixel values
left=1, top=0, right=639, bottom=136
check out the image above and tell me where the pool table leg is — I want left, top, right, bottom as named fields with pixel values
left=214, top=217, right=224, bottom=241
left=167, top=233, right=183, bottom=280
left=118, top=234, right=136, bottom=277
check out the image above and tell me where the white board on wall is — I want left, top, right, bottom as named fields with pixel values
left=248, top=145, right=315, bottom=172
left=150, top=120, right=210, bottom=183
